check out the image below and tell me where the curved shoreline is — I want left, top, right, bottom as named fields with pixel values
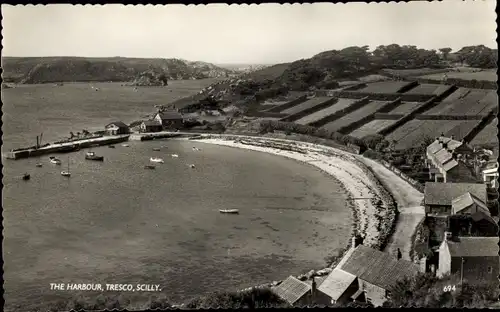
left=189, top=136, right=398, bottom=255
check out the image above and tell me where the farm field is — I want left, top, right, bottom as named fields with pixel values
left=419, top=69, right=497, bottom=82
left=321, top=101, right=389, bottom=133
left=281, top=96, right=332, bottom=115
left=295, top=98, right=357, bottom=125
left=404, top=83, right=447, bottom=95
left=386, top=120, right=480, bottom=150
left=382, top=68, right=452, bottom=77
left=357, top=81, right=411, bottom=93
left=348, top=119, right=398, bottom=138
left=388, top=102, right=422, bottom=114
left=424, top=89, right=493, bottom=116
left=469, top=118, right=498, bottom=146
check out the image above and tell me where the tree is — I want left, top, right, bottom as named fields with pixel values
left=439, top=48, right=453, bottom=61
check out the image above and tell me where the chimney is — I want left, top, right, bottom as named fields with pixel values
left=352, top=236, right=357, bottom=249
left=311, top=276, right=317, bottom=300
left=444, top=231, right=452, bottom=241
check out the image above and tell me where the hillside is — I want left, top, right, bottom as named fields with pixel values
left=1, top=57, right=239, bottom=84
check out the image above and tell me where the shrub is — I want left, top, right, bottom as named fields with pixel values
left=185, top=287, right=289, bottom=309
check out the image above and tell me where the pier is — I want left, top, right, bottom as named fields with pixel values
left=129, top=132, right=184, bottom=141
left=5, top=135, right=130, bottom=160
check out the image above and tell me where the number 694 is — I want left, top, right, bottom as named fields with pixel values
left=443, top=285, right=456, bottom=292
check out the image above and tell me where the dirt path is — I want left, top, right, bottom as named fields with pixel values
left=357, top=157, right=425, bottom=261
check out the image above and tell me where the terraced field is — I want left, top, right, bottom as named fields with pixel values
left=281, top=96, right=332, bottom=115
left=419, top=69, right=497, bottom=82
left=387, top=102, right=422, bottom=114
left=469, top=118, right=498, bottom=146
left=386, top=120, right=480, bottom=150
left=348, top=119, right=399, bottom=139
left=424, top=89, right=493, bottom=116
left=321, top=101, right=389, bottom=133
left=404, top=83, right=448, bottom=95
left=295, top=98, right=357, bottom=125
left=357, top=81, right=411, bottom=93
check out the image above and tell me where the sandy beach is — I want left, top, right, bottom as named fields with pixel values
left=191, top=136, right=397, bottom=251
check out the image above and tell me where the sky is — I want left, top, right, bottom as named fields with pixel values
left=1, top=1, right=497, bottom=65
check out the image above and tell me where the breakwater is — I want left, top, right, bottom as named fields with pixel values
left=4, top=135, right=130, bottom=160
left=129, top=132, right=184, bottom=141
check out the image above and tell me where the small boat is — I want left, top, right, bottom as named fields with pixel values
left=144, top=165, right=156, bottom=170
left=61, top=156, right=71, bottom=177
left=219, top=209, right=239, bottom=214
left=35, top=163, right=43, bottom=167
left=49, top=157, right=62, bottom=165
left=85, top=151, right=104, bottom=161
left=171, top=154, right=179, bottom=158
left=150, top=157, right=164, bottom=163
left=122, top=144, right=129, bottom=147
left=108, top=145, right=116, bottom=148
left=22, top=173, right=30, bottom=180
left=189, top=164, right=196, bottom=168
left=152, top=148, right=161, bottom=151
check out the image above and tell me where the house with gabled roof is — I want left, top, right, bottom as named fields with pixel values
left=448, top=192, right=498, bottom=237
left=271, top=275, right=327, bottom=307
left=423, top=182, right=487, bottom=216
left=437, top=235, right=499, bottom=285
left=317, top=239, right=421, bottom=307
left=426, top=136, right=475, bottom=183
left=153, top=110, right=184, bottom=129
left=105, top=121, right=130, bottom=135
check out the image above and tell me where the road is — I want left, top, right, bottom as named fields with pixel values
left=358, top=157, right=425, bottom=262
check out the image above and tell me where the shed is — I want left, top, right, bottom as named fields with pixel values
left=140, top=120, right=163, bottom=133
left=105, top=121, right=130, bottom=135
left=424, top=182, right=487, bottom=216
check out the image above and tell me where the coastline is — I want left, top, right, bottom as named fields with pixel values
left=189, top=136, right=398, bottom=253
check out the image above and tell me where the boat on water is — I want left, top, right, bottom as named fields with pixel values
left=219, top=209, right=239, bottom=214
left=85, top=151, right=104, bottom=161
left=35, top=163, right=43, bottom=167
left=49, top=156, right=62, bottom=165
left=150, top=157, right=164, bottom=163
left=152, top=148, right=161, bottom=151
left=189, top=164, right=195, bottom=168
left=22, top=173, right=31, bottom=180
left=108, top=145, right=116, bottom=148
left=144, top=165, right=156, bottom=170
left=171, top=154, right=179, bottom=158
left=61, top=157, right=71, bottom=177
left=122, top=144, right=129, bottom=147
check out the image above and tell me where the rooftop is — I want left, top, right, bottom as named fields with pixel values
left=424, top=182, right=487, bottom=206
left=452, top=192, right=489, bottom=216
left=272, top=276, right=311, bottom=305
left=142, top=120, right=162, bottom=126
left=156, top=111, right=183, bottom=120
left=317, top=268, right=357, bottom=301
left=339, top=245, right=420, bottom=290
left=105, top=121, right=128, bottom=128
left=446, top=237, right=499, bottom=257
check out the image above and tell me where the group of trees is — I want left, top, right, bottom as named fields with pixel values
left=454, top=45, right=498, bottom=68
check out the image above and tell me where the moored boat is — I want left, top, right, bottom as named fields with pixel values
left=144, top=165, right=156, bottom=170
left=171, top=154, right=179, bottom=158
left=219, top=209, right=239, bottom=214
left=108, top=145, right=116, bottom=148
left=22, top=173, right=30, bottom=180
left=152, top=148, right=161, bottom=151
left=61, top=156, right=71, bottom=177
left=49, top=156, right=62, bottom=165
left=122, top=144, right=129, bottom=147
left=85, top=151, right=104, bottom=161
left=150, top=157, right=164, bottom=163
left=35, top=163, right=43, bottom=167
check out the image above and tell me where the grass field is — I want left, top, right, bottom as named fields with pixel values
left=281, top=96, right=333, bottom=115
left=388, top=102, right=422, bottom=114
left=386, top=120, right=479, bottom=149
left=419, top=69, right=497, bottom=82
left=404, top=83, right=445, bottom=95
left=348, top=119, right=399, bottom=138
left=295, top=98, right=357, bottom=125
left=357, top=81, right=412, bottom=93
left=469, top=118, right=498, bottom=146
left=320, top=101, right=389, bottom=133
left=424, top=89, right=493, bottom=116
left=381, top=68, right=452, bottom=77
